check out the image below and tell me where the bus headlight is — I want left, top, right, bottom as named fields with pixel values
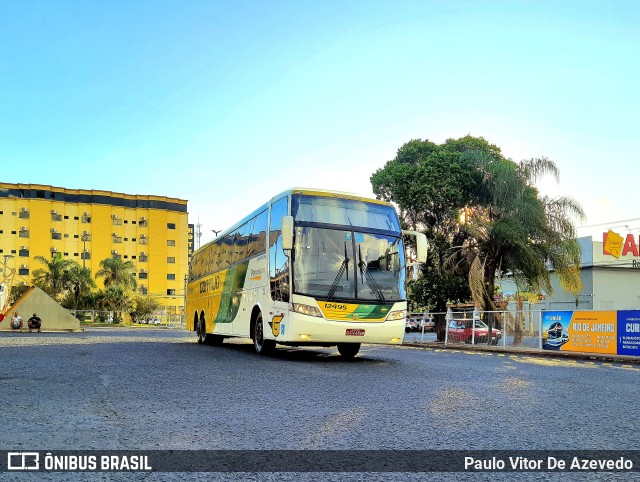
left=293, top=303, right=323, bottom=318
left=386, top=310, right=407, bottom=321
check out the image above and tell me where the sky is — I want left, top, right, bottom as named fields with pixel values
left=2, top=0, right=639, bottom=247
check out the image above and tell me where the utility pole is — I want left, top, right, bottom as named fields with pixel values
left=195, top=218, right=202, bottom=250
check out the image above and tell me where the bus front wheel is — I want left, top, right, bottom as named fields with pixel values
left=254, top=313, right=275, bottom=355
left=337, top=343, right=360, bottom=359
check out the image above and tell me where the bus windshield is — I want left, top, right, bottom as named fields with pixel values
left=292, top=194, right=401, bottom=233
left=293, top=227, right=406, bottom=302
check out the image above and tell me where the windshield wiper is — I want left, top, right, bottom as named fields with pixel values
left=327, top=241, right=349, bottom=301
left=358, top=244, right=386, bottom=304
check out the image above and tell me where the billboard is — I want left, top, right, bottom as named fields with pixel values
left=542, top=310, right=640, bottom=356
left=542, top=311, right=616, bottom=354
left=617, top=310, right=640, bottom=356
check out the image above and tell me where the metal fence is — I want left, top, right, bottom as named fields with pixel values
left=69, top=310, right=186, bottom=329
left=407, top=309, right=543, bottom=349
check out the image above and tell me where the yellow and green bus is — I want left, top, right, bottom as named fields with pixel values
left=186, top=188, right=427, bottom=359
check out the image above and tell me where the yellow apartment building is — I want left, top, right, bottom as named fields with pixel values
left=0, top=183, right=192, bottom=316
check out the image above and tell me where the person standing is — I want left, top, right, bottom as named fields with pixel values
left=27, top=313, right=41, bottom=332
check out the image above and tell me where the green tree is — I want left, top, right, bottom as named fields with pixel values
left=95, top=257, right=137, bottom=291
left=130, top=295, right=162, bottom=323
left=371, top=137, right=479, bottom=336
left=455, top=152, right=584, bottom=313
left=371, top=136, right=584, bottom=341
left=32, top=253, right=76, bottom=301
left=94, top=257, right=138, bottom=323
left=61, top=265, right=96, bottom=309
left=98, top=286, right=134, bottom=323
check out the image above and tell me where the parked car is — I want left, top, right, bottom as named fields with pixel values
left=405, top=318, right=419, bottom=333
left=447, top=319, right=501, bottom=344
left=420, top=317, right=435, bottom=332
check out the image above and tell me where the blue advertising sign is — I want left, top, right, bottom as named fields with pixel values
left=617, top=310, right=640, bottom=356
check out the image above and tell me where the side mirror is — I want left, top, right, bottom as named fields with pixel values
left=402, top=230, right=428, bottom=263
left=281, top=216, right=294, bottom=251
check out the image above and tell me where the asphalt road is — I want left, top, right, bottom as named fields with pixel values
left=1, top=328, right=638, bottom=481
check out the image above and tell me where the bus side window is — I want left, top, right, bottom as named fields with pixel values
left=269, top=197, right=290, bottom=302
left=251, top=210, right=268, bottom=256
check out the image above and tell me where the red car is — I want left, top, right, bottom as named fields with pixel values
left=447, top=319, right=501, bottom=345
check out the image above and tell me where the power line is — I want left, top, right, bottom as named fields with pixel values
left=577, top=217, right=640, bottom=229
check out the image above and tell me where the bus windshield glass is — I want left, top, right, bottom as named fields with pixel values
left=293, top=227, right=406, bottom=302
left=292, top=194, right=401, bottom=233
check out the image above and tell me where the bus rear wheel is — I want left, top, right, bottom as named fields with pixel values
left=337, top=343, right=360, bottom=359
left=253, top=313, right=275, bottom=355
left=197, top=318, right=207, bottom=344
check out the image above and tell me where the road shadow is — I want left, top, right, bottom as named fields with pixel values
left=193, top=338, right=392, bottom=364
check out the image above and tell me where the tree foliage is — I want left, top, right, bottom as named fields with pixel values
left=130, top=295, right=162, bottom=323
left=371, top=135, right=584, bottom=329
left=32, top=253, right=76, bottom=301
left=95, top=257, right=138, bottom=292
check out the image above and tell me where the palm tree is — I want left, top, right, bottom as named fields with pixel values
left=65, top=265, right=96, bottom=309
left=95, top=257, right=137, bottom=291
left=99, top=285, right=133, bottom=322
left=454, top=153, right=585, bottom=316
left=95, top=257, right=137, bottom=322
left=32, top=253, right=76, bottom=301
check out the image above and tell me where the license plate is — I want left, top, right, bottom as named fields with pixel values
left=346, top=329, right=365, bottom=336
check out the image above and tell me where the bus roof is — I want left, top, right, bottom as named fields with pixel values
left=192, top=188, right=393, bottom=258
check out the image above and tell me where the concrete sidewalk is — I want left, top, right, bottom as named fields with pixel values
left=402, top=340, right=640, bottom=365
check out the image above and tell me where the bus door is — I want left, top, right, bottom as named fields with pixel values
left=268, top=196, right=291, bottom=340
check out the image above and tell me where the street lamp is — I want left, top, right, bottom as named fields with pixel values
left=81, top=233, right=90, bottom=269
left=211, top=229, right=221, bottom=238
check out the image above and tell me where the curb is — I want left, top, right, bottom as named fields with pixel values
left=402, top=341, right=640, bottom=365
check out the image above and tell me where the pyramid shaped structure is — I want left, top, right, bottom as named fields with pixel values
left=0, top=286, right=80, bottom=332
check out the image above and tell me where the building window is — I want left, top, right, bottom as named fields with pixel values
left=139, top=272, right=148, bottom=279
left=139, top=286, right=148, bottom=295
left=112, top=217, right=122, bottom=226
left=18, top=268, right=29, bottom=276
left=51, top=213, right=62, bottom=221
left=81, top=252, right=91, bottom=260
left=19, top=230, right=29, bottom=238
left=113, top=235, right=123, bottom=243
left=51, top=232, right=62, bottom=240
left=19, top=249, right=29, bottom=257
left=167, top=257, right=175, bottom=263
left=167, top=223, right=176, bottom=229
left=167, top=274, right=175, bottom=280
left=139, top=254, right=148, bottom=262
left=167, top=289, right=176, bottom=295
left=139, top=236, right=148, bottom=245
left=82, top=214, right=91, bottom=223
left=139, top=218, right=147, bottom=227
left=167, top=240, right=175, bottom=247
left=19, top=210, right=29, bottom=219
